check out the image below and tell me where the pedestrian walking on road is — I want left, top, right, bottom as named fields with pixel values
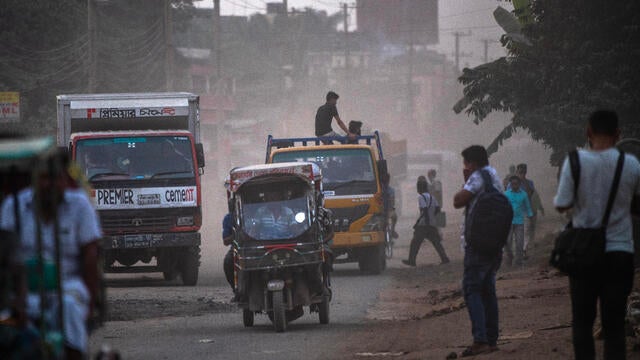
left=554, top=110, right=640, bottom=360
left=403, top=176, right=450, bottom=266
left=504, top=176, right=533, bottom=266
left=453, top=145, right=505, bottom=357
left=515, top=164, right=539, bottom=254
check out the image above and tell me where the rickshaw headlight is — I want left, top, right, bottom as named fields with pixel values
left=177, top=216, right=194, bottom=226
left=295, top=212, right=306, bottom=223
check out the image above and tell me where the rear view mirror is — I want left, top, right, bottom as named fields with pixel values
left=377, top=160, right=388, bottom=178
left=195, top=143, right=205, bottom=168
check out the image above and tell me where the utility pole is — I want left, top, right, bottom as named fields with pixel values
left=283, top=0, right=288, bottom=16
left=164, top=0, right=174, bottom=90
left=213, top=0, right=221, bottom=79
left=452, top=31, right=472, bottom=72
left=87, top=0, right=97, bottom=92
left=481, top=39, right=490, bottom=63
left=407, top=10, right=415, bottom=126
left=343, top=3, right=350, bottom=94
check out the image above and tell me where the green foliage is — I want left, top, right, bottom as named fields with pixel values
left=455, top=0, right=640, bottom=165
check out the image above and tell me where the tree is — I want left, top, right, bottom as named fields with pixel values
left=0, top=0, right=193, bottom=134
left=454, top=1, right=640, bottom=165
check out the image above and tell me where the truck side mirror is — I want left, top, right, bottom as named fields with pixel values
left=195, top=143, right=205, bottom=168
left=377, top=160, right=388, bottom=178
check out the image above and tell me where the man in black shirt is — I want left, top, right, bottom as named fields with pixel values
left=315, top=91, right=355, bottom=140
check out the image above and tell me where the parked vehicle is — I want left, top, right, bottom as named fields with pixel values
left=266, top=132, right=390, bottom=274
left=56, top=92, right=205, bottom=285
left=229, top=162, right=332, bottom=332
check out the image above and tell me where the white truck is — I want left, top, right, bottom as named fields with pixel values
left=57, top=92, right=205, bottom=285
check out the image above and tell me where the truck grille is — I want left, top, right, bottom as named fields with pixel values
left=101, top=214, right=174, bottom=233
left=329, top=205, right=370, bottom=232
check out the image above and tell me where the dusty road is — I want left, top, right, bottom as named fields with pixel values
left=90, top=263, right=394, bottom=360
left=88, top=185, right=639, bottom=360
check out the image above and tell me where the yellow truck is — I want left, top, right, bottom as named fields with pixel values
left=266, top=132, right=389, bottom=274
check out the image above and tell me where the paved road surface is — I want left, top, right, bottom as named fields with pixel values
left=90, top=263, right=392, bottom=360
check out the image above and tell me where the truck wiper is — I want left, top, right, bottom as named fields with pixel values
left=326, top=179, right=374, bottom=190
left=150, top=171, right=193, bottom=179
left=89, top=172, right=130, bottom=181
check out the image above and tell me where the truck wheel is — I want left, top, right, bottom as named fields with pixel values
left=358, top=245, right=385, bottom=274
left=318, top=297, right=330, bottom=325
left=271, top=290, right=287, bottom=332
left=163, top=271, right=176, bottom=281
left=243, top=309, right=254, bottom=327
left=180, top=247, right=200, bottom=286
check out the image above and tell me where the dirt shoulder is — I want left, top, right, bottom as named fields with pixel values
left=336, top=217, right=640, bottom=359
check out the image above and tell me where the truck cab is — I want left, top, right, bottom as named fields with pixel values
left=57, top=92, right=205, bottom=285
left=266, top=132, right=389, bottom=274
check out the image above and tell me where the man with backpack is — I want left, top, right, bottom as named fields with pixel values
left=453, top=145, right=512, bottom=357
left=402, top=176, right=450, bottom=266
left=554, top=110, right=640, bottom=360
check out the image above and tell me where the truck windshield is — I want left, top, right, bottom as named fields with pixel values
left=272, top=148, right=377, bottom=195
left=240, top=182, right=311, bottom=240
left=75, top=136, right=195, bottom=180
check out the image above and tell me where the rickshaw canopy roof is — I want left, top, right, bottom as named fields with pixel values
left=0, top=136, right=56, bottom=170
left=229, top=162, right=320, bottom=192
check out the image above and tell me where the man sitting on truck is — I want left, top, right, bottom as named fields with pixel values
left=315, top=91, right=356, bottom=143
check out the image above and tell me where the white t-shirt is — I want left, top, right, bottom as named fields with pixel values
left=463, top=165, right=504, bottom=211
left=554, top=148, right=640, bottom=253
left=0, top=188, right=102, bottom=281
left=418, top=192, right=439, bottom=227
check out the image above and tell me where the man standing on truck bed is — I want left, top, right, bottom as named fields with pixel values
left=315, top=91, right=356, bottom=140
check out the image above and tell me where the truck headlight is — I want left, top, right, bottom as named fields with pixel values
left=177, top=216, right=194, bottom=226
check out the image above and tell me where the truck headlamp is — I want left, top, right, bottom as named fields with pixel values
left=177, top=216, right=195, bottom=226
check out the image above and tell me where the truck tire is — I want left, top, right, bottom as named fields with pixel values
left=271, top=290, right=287, bottom=332
left=358, top=244, right=385, bottom=274
left=180, top=247, right=200, bottom=286
left=243, top=309, right=254, bottom=327
left=163, top=271, right=176, bottom=281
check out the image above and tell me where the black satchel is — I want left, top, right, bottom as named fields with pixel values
left=550, top=150, right=625, bottom=275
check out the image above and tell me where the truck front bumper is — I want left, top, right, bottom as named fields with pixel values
left=331, top=231, right=383, bottom=249
left=102, top=232, right=201, bottom=250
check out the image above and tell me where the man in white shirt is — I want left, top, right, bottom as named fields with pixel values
left=453, top=145, right=503, bottom=357
left=1, top=156, right=102, bottom=360
left=554, top=109, right=640, bottom=360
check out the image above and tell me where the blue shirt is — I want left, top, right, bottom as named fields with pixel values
left=505, top=189, right=533, bottom=225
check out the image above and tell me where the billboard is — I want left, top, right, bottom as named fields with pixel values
left=0, top=92, right=20, bottom=123
left=356, top=0, right=438, bottom=45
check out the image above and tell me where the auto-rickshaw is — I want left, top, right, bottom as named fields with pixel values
left=229, top=162, right=332, bottom=332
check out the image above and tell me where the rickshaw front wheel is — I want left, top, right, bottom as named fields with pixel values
left=272, top=290, right=287, bottom=332
left=243, top=309, right=254, bottom=327
left=318, top=297, right=330, bottom=324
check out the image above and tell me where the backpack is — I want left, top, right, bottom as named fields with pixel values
left=464, top=170, right=514, bottom=256
left=414, top=193, right=432, bottom=227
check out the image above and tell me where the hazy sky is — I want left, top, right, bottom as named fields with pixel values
left=195, top=0, right=513, bottom=68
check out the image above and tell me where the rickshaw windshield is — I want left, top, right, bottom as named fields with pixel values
left=239, top=181, right=312, bottom=240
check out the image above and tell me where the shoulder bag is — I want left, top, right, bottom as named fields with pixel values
left=550, top=150, right=625, bottom=275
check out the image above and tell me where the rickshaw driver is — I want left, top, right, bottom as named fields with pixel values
left=252, top=191, right=298, bottom=239
left=0, top=154, right=102, bottom=360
